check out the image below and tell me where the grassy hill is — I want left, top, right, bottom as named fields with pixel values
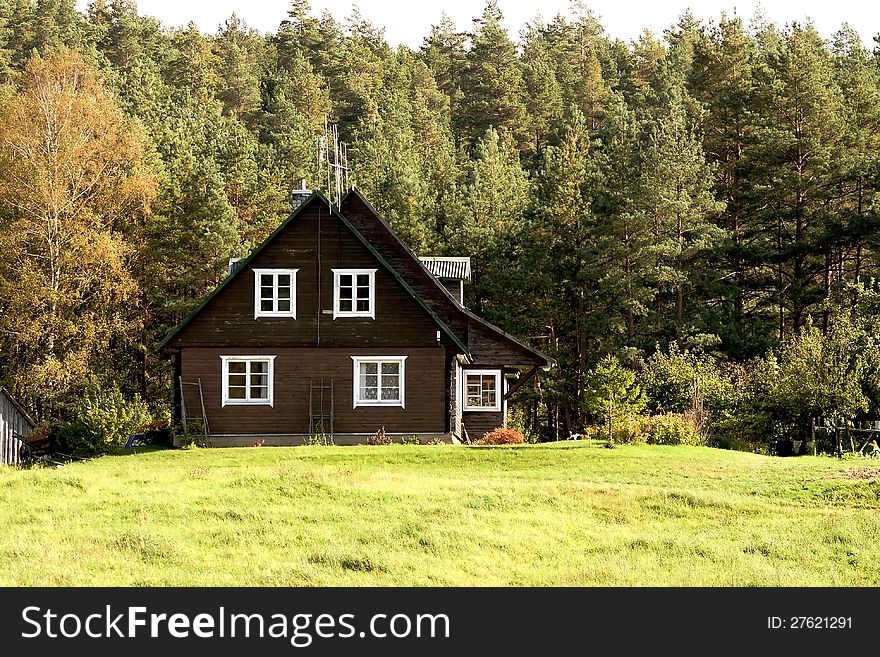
left=1, top=442, right=878, bottom=586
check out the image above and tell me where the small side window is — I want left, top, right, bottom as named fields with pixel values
left=463, top=370, right=501, bottom=412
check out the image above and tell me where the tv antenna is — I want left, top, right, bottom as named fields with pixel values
left=317, top=119, right=349, bottom=208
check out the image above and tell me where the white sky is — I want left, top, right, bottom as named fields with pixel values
left=74, top=1, right=880, bottom=47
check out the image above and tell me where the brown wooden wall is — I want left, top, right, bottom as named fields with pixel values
left=168, top=202, right=450, bottom=350
left=466, top=318, right=547, bottom=368
left=181, top=346, right=447, bottom=435
left=462, top=411, right=504, bottom=441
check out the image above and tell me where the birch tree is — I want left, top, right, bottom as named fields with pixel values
left=0, top=49, right=154, bottom=415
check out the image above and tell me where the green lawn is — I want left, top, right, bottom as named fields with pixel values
left=1, top=442, right=879, bottom=586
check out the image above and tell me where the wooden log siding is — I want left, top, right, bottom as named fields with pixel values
left=1, top=388, right=33, bottom=465
left=466, top=319, right=546, bottom=368
left=181, top=347, right=447, bottom=436
left=166, top=203, right=453, bottom=351
left=462, top=410, right=505, bottom=441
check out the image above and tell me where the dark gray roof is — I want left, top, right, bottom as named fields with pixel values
left=418, top=256, right=471, bottom=281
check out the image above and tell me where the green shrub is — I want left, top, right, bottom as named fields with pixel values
left=475, top=427, right=524, bottom=445
left=506, top=407, right=539, bottom=443
left=58, top=386, right=152, bottom=454
left=584, top=356, right=646, bottom=444
left=648, top=414, right=703, bottom=446
left=642, top=344, right=734, bottom=416
left=616, top=416, right=654, bottom=444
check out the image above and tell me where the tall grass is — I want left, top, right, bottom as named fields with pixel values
left=1, top=443, right=878, bottom=585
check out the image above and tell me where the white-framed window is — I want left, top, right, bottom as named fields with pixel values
left=351, top=356, right=406, bottom=408
left=463, top=370, right=501, bottom=412
left=333, top=269, right=376, bottom=319
left=220, top=356, right=276, bottom=407
left=253, top=269, right=298, bottom=319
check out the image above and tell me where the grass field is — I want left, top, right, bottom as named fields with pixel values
left=1, top=442, right=879, bottom=586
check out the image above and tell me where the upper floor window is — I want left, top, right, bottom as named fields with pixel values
left=221, top=356, right=275, bottom=407
left=351, top=356, right=406, bottom=408
left=333, top=269, right=376, bottom=319
left=463, top=370, right=501, bottom=412
left=254, top=269, right=297, bottom=319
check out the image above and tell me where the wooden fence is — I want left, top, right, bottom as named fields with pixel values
left=812, top=417, right=880, bottom=456
left=0, top=387, right=34, bottom=465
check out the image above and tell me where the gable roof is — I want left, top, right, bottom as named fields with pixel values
left=158, top=191, right=470, bottom=357
left=341, top=189, right=553, bottom=368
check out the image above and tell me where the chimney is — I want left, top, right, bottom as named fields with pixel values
left=291, top=178, right=310, bottom=210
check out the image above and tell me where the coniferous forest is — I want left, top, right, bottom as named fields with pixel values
left=2, top=0, right=880, bottom=451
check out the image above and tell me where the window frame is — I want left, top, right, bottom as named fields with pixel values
left=351, top=356, right=407, bottom=408
left=253, top=269, right=298, bottom=319
left=332, top=268, right=377, bottom=319
left=462, top=369, right=502, bottom=412
left=220, top=355, right=276, bottom=407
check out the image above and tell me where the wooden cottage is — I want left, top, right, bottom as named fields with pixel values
left=1, top=386, right=34, bottom=465
left=160, top=189, right=551, bottom=445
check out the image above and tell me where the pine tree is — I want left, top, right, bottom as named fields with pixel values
left=830, top=26, right=880, bottom=289
left=753, top=23, right=846, bottom=338
left=420, top=13, right=467, bottom=116
left=443, top=127, right=528, bottom=316
left=640, top=88, right=726, bottom=345
left=214, top=14, right=264, bottom=126
left=165, top=23, right=221, bottom=101
left=593, top=97, right=656, bottom=345
left=690, top=15, right=773, bottom=357
left=521, top=23, right=563, bottom=158
left=0, top=0, right=16, bottom=83
left=524, top=109, right=605, bottom=421
left=456, top=0, right=529, bottom=151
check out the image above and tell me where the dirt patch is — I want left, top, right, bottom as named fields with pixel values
left=842, top=467, right=880, bottom=481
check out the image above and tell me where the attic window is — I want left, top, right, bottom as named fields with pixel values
left=221, top=356, right=275, bottom=407
left=463, top=370, right=501, bottom=412
left=351, top=356, right=406, bottom=408
left=253, top=269, right=298, bottom=319
left=332, top=269, right=376, bottom=319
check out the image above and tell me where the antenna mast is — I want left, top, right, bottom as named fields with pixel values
left=317, top=119, right=349, bottom=208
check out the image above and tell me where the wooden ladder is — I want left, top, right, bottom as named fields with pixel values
left=180, top=377, right=211, bottom=447
left=309, top=378, right=334, bottom=444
